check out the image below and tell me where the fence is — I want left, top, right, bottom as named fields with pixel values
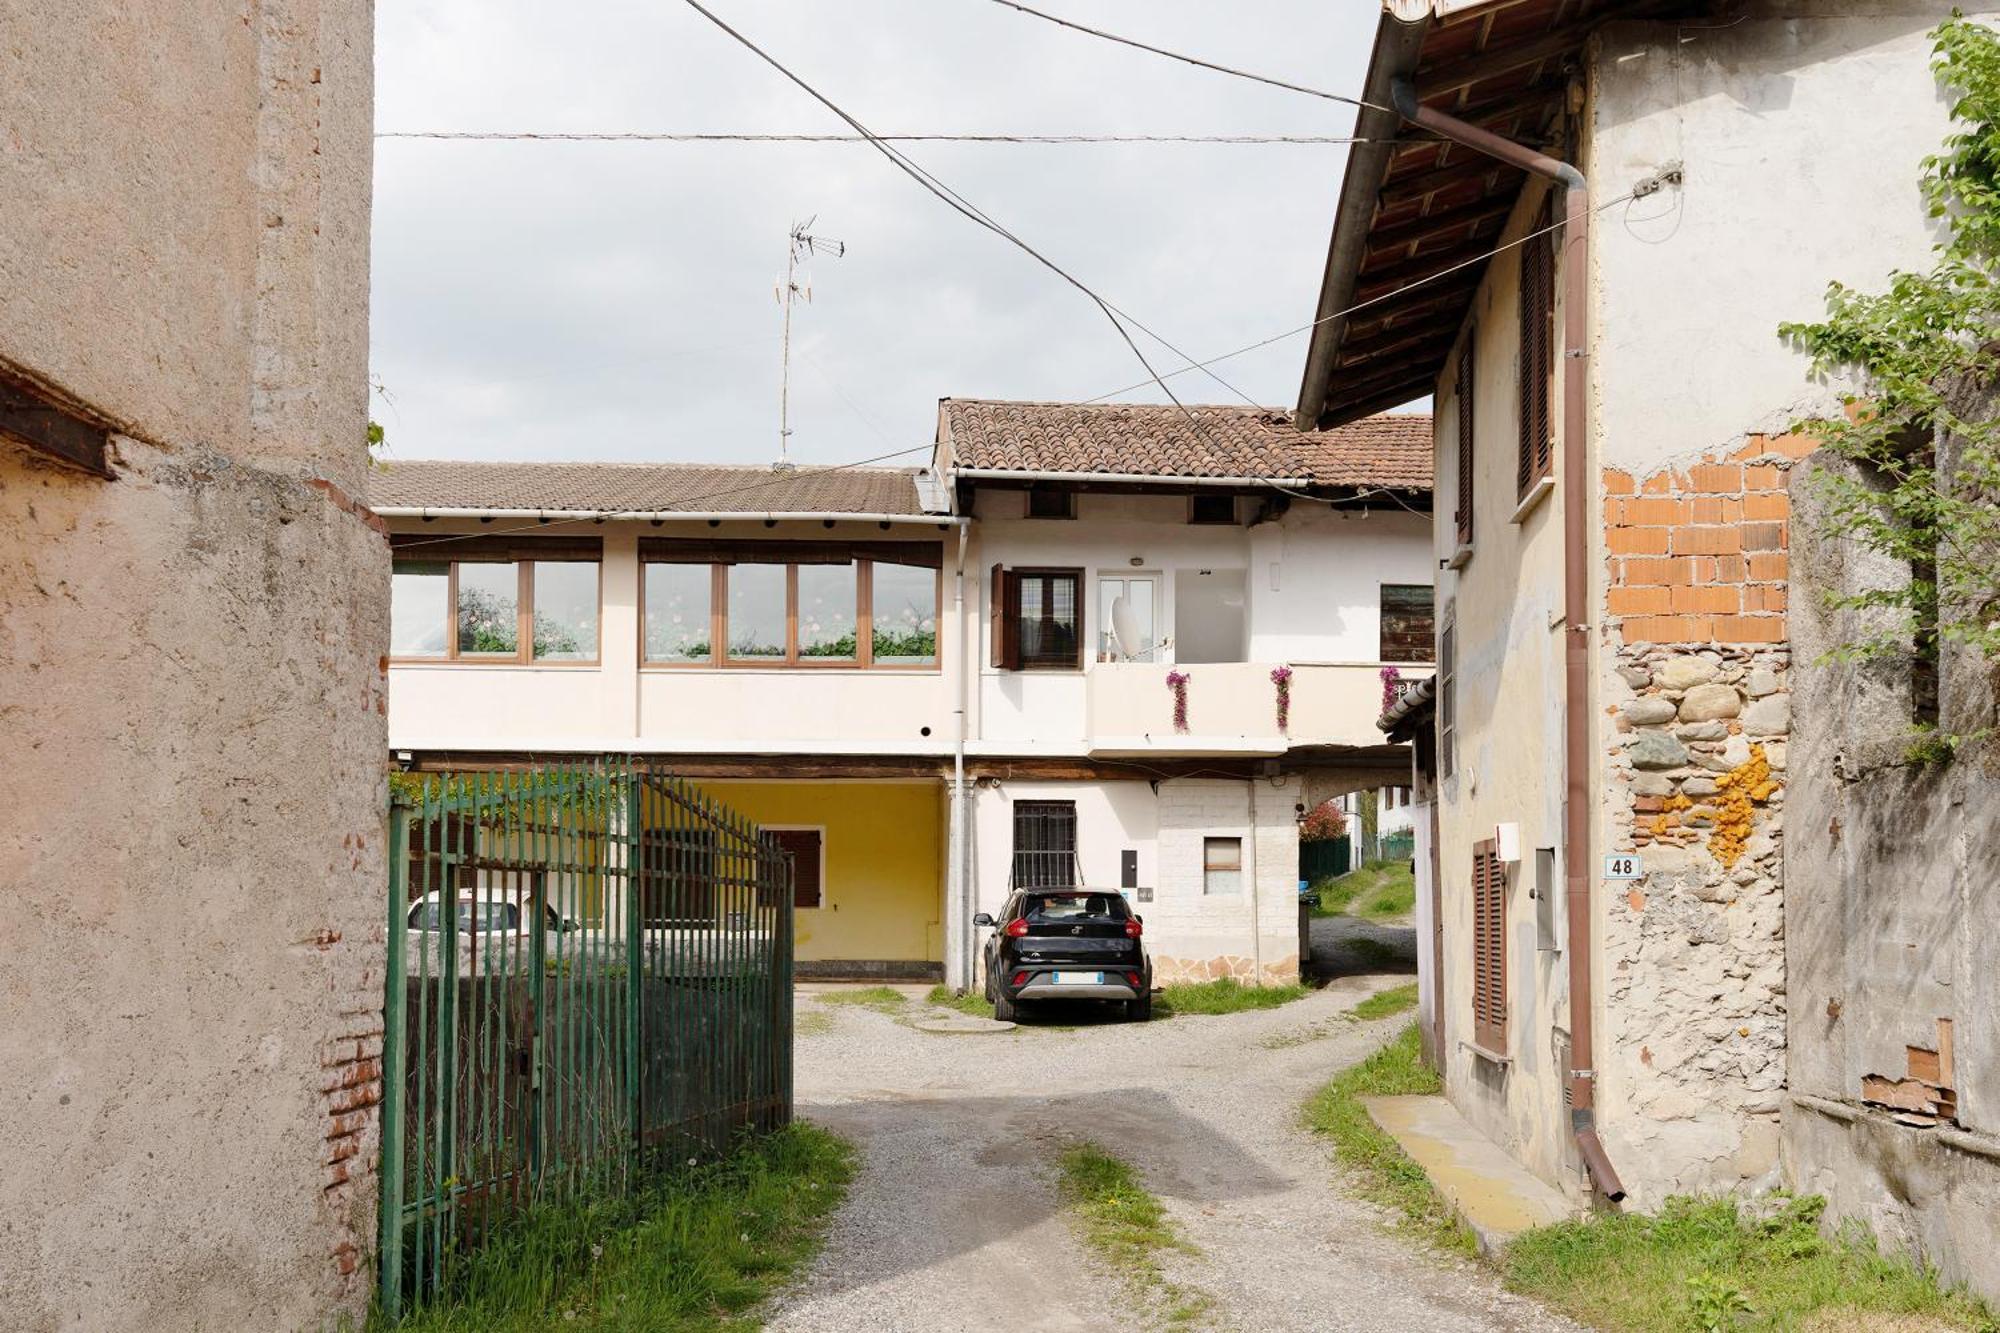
left=1299, top=835, right=1351, bottom=885
left=378, top=759, right=794, bottom=1316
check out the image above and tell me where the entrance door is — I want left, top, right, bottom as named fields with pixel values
left=1096, top=574, right=1161, bottom=662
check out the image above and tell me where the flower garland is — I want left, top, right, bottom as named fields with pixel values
left=1165, top=670, right=1190, bottom=732
left=1270, top=665, right=1293, bottom=733
left=1379, top=664, right=1403, bottom=713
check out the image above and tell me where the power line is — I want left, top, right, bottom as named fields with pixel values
left=384, top=443, right=938, bottom=550
left=376, top=130, right=1377, bottom=145
left=676, top=0, right=1274, bottom=475
left=982, top=0, right=1394, bottom=115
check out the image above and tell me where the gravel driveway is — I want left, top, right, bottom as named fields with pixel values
left=765, top=973, right=1580, bottom=1333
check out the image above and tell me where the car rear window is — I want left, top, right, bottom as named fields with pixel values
left=1024, top=893, right=1130, bottom=922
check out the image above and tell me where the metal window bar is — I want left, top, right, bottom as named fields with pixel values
left=1010, top=800, right=1080, bottom=889
left=379, top=759, right=795, bottom=1317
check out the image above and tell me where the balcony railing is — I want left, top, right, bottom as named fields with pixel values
left=1083, top=661, right=1433, bottom=757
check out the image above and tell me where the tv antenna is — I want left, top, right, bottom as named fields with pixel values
left=775, top=217, right=845, bottom=468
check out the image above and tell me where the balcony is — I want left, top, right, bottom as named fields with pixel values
left=1083, top=662, right=1433, bottom=758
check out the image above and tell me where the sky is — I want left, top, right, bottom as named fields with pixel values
left=369, top=2, right=1386, bottom=468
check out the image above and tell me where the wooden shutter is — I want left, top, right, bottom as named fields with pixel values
left=1517, top=195, right=1556, bottom=498
left=1471, top=839, right=1507, bottom=1052
left=770, top=828, right=823, bottom=910
left=1455, top=332, right=1475, bottom=547
left=989, top=564, right=1020, bottom=670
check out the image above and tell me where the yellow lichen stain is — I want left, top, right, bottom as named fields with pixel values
left=1709, top=743, right=1778, bottom=868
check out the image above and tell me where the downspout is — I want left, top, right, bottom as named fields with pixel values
left=952, top=522, right=971, bottom=991
left=1390, top=78, right=1626, bottom=1203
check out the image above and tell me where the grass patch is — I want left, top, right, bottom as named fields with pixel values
left=378, top=1122, right=854, bottom=1332
left=1301, top=1023, right=1475, bottom=1255
left=924, top=984, right=994, bottom=1019
left=1057, top=1143, right=1213, bottom=1327
left=1505, top=1194, right=1995, bottom=1333
left=1155, top=977, right=1310, bottom=1017
left=1350, top=982, right=1420, bottom=1021
left=794, top=1009, right=834, bottom=1036
left=1311, top=860, right=1417, bottom=919
left=815, top=985, right=907, bottom=1015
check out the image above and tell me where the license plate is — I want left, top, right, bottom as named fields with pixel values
left=1053, top=971, right=1104, bottom=986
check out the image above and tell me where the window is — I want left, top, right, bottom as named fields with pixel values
left=1188, top=494, right=1237, bottom=525
left=1439, top=612, right=1457, bottom=781
left=1471, top=839, right=1507, bottom=1052
left=1096, top=575, right=1159, bottom=662
left=640, top=540, right=940, bottom=669
left=1455, top=330, right=1476, bottom=549
left=1011, top=801, right=1077, bottom=889
left=767, top=827, right=825, bottom=910
left=989, top=566, right=1083, bottom=671
left=1203, top=836, right=1243, bottom=896
left=1025, top=489, right=1076, bottom=520
left=1518, top=194, right=1556, bottom=499
left=389, top=540, right=601, bottom=665
left=1380, top=585, right=1435, bottom=663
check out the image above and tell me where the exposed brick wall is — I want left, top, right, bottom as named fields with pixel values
left=1603, top=432, right=1816, bottom=646
left=320, top=935, right=385, bottom=1291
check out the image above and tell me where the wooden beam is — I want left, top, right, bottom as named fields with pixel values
left=1369, top=196, right=1516, bottom=251
left=0, top=367, right=112, bottom=477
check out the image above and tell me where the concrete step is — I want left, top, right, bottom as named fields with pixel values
left=1362, top=1094, right=1579, bottom=1256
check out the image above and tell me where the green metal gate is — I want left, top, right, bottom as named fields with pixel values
left=378, top=759, right=794, bottom=1316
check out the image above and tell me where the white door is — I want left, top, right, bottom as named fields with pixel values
left=1096, top=575, right=1161, bottom=662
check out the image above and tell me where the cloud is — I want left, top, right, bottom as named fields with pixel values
left=370, top=1, right=1380, bottom=465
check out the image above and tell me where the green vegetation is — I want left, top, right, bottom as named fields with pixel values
left=925, top=983, right=994, bottom=1018
left=1505, top=1194, right=1996, bottom=1333
left=1350, top=982, right=1420, bottom=1022
left=1301, top=1023, right=1474, bottom=1255
left=1056, top=1143, right=1212, bottom=1327
left=1155, top=977, right=1309, bottom=1017
left=793, top=1009, right=834, bottom=1036
left=1312, top=860, right=1416, bottom=919
left=378, top=1123, right=853, bottom=1332
left=1780, top=16, right=2000, bottom=760
left=815, top=985, right=907, bottom=1015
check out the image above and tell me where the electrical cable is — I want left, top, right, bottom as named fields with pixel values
left=377, top=130, right=1378, bottom=145
left=982, top=0, right=1394, bottom=115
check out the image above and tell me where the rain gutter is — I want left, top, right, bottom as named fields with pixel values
left=373, top=506, right=964, bottom=526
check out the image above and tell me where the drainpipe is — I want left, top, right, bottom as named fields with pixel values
left=951, top=522, right=971, bottom=991
left=1390, top=78, right=1626, bottom=1203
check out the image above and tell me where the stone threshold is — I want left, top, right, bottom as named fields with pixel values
left=1362, top=1094, right=1579, bottom=1257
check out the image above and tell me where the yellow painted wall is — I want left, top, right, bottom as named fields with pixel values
left=696, top=781, right=944, bottom=962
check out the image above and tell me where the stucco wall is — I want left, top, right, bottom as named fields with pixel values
left=0, top=2, right=383, bottom=1327
left=1781, top=443, right=2000, bottom=1303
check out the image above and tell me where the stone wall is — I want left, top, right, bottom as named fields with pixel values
left=1151, top=778, right=1302, bottom=986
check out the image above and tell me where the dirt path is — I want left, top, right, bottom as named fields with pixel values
left=765, top=976, right=1580, bottom=1333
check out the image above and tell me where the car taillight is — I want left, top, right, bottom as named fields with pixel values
left=1011, top=971, right=1029, bottom=987
left=1004, top=918, right=1029, bottom=938
left=1126, top=972, right=1142, bottom=987
left=1124, top=918, right=1143, bottom=938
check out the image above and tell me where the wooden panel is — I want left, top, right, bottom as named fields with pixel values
left=1472, top=839, right=1507, bottom=1052
left=768, top=828, right=823, bottom=909
left=1517, top=194, right=1556, bottom=498
left=1455, top=334, right=1476, bottom=547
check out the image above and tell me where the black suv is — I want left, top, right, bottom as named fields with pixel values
left=976, top=889, right=1153, bottom=1022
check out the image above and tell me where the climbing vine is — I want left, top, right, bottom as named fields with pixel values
left=1781, top=15, right=2000, bottom=757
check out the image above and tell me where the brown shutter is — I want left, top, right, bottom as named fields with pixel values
left=1517, top=195, right=1556, bottom=498
left=771, top=829, right=823, bottom=910
left=1471, top=840, right=1507, bottom=1053
left=989, top=564, right=1021, bottom=671
left=1455, top=332, right=1475, bottom=548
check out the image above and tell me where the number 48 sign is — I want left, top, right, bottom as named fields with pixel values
left=1604, top=853, right=1645, bottom=881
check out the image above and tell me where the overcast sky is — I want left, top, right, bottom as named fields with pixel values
left=370, top=2, right=1384, bottom=468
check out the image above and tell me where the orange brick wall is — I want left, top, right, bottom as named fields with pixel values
left=1602, top=432, right=1816, bottom=646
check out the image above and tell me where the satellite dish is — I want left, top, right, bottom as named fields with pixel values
left=1110, top=595, right=1142, bottom=661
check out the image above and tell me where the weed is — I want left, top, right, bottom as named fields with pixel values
left=377, top=1122, right=854, bottom=1331
left=1301, top=1023, right=1475, bottom=1255
left=1156, top=977, right=1310, bottom=1017
left=794, top=1010, right=834, bottom=1036
left=815, top=986, right=907, bottom=1015
left=1350, top=983, right=1420, bottom=1022
left=1311, top=861, right=1416, bottom=920
left=1056, top=1143, right=1213, bottom=1327
left=924, top=984, right=994, bottom=1019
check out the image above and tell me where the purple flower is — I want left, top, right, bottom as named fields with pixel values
left=1165, top=671, right=1190, bottom=732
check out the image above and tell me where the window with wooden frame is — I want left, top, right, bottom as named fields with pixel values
left=1202, top=836, right=1243, bottom=895
left=639, top=539, right=941, bottom=669
left=988, top=565, right=1083, bottom=671
left=1187, top=494, right=1238, bottom=526
left=1471, top=838, right=1508, bottom=1053
left=1438, top=612, right=1457, bottom=781
left=1517, top=195, right=1556, bottom=499
left=766, top=827, right=825, bottom=910
left=1455, top=329, right=1476, bottom=549
left=389, top=537, right=601, bottom=665
left=1380, top=584, right=1435, bottom=663
left=1025, top=489, right=1076, bottom=520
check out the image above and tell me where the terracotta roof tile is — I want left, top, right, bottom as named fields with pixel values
left=367, top=460, right=930, bottom=516
left=940, top=399, right=1431, bottom=490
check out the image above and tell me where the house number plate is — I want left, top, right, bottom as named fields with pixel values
left=1603, top=854, right=1645, bottom=880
